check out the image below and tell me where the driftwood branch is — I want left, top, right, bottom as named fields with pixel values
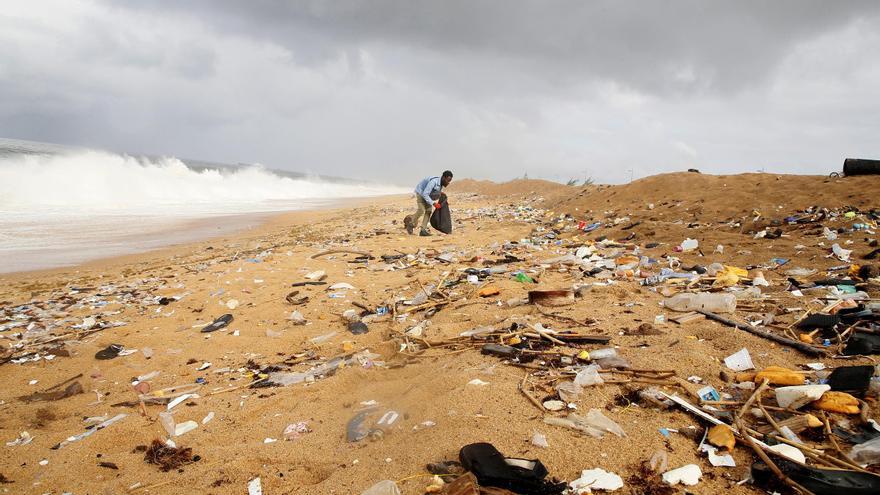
left=696, top=310, right=826, bottom=356
left=310, top=249, right=372, bottom=259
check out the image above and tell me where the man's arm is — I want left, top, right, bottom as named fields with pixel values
left=421, top=177, right=439, bottom=205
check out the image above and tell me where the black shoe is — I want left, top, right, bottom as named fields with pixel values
left=419, top=229, right=432, bottom=237
left=95, top=344, right=124, bottom=360
left=201, top=313, right=234, bottom=333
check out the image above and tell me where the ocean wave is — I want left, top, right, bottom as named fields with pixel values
left=0, top=148, right=405, bottom=215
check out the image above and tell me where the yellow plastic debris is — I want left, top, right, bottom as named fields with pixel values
left=798, top=333, right=815, bottom=344
left=735, top=372, right=757, bottom=383
left=478, top=286, right=501, bottom=297
left=616, top=255, right=640, bottom=266
left=708, top=424, right=736, bottom=451
left=754, top=366, right=806, bottom=386
left=804, top=414, right=823, bottom=428
left=713, top=265, right=749, bottom=287
left=812, top=391, right=860, bottom=414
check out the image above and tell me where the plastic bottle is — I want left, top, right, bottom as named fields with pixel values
left=680, top=238, right=699, bottom=251
left=586, top=348, right=618, bottom=360
left=361, top=480, right=401, bottom=495
left=850, top=436, right=880, bottom=465
left=706, top=263, right=725, bottom=276
left=158, top=412, right=176, bottom=437
left=663, top=292, right=737, bottom=313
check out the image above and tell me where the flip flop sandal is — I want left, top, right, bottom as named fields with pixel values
left=459, top=442, right=565, bottom=494
left=95, top=344, right=124, bottom=360
left=201, top=314, right=233, bottom=333
left=285, top=291, right=309, bottom=305
left=291, top=281, right=327, bottom=287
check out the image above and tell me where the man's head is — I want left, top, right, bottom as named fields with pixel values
left=441, top=170, right=453, bottom=187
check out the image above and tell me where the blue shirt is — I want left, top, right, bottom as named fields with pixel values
left=414, top=176, right=442, bottom=205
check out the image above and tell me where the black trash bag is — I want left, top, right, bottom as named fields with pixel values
left=827, top=365, right=874, bottom=395
left=459, top=442, right=565, bottom=495
left=430, top=193, right=452, bottom=234
left=834, top=423, right=880, bottom=444
left=752, top=456, right=880, bottom=495
left=796, top=313, right=840, bottom=329
left=844, top=332, right=880, bottom=356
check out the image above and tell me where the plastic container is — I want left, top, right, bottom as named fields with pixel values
left=574, top=364, right=604, bottom=386
left=158, top=412, right=175, bottom=437
left=680, top=238, right=699, bottom=251
left=663, top=292, right=736, bottom=313
left=850, top=436, right=880, bottom=465
left=586, top=348, right=618, bottom=360
left=361, top=480, right=401, bottom=495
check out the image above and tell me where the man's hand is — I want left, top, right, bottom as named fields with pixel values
left=433, top=202, right=441, bottom=210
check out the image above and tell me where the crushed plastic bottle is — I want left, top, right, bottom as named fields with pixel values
left=586, top=348, right=618, bottom=360
left=361, top=480, right=401, bottom=495
left=663, top=292, right=736, bottom=313
left=158, top=411, right=176, bottom=437
left=574, top=364, right=604, bottom=386
left=679, top=238, right=699, bottom=252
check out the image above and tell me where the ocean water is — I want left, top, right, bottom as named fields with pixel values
left=0, top=138, right=406, bottom=273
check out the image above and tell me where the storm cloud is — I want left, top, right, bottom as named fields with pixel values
left=2, top=1, right=879, bottom=183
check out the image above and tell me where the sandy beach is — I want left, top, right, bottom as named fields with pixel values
left=1, top=173, right=879, bottom=495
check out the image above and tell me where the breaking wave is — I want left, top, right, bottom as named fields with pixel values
left=0, top=148, right=405, bottom=216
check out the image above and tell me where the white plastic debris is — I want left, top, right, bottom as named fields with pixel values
left=288, top=310, right=307, bottom=325
left=723, top=348, right=755, bottom=371
left=543, top=400, right=565, bottom=411
left=680, top=238, right=699, bottom=252
left=361, top=480, right=401, bottom=495
left=775, top=384, right=830, bottom=409
left=174, top=420, right=198, bottom=436
left=304, top=270, right=325, bottom=280
left=6, top=431, right=33, bottom=447
left=202, top=412, right=214, bottom=424
left=850, top=436, right=880, bottom=465
left=544, top=409, right=626, bottom=438
left=467, top=379, right=490, bottom=386
left=768, top=444, right=806, bottom=463
left=531, top=432, right=549, bottom=448
left=167, top=393, right=195, bottom=411
left=662, top=464, right=702, bottom=486
left=283, top=421, right=311, bottom=440
left=832, top=243, right=852, bottom=262
left=248, top=477, right=263, bottom=495
left=574, top=364, right=605, bottom=387
left=752, top=271, right=769, bottom=287
left=700, top=443, right=736, bottom=467
left=569, top=468, right=624, bottom=493
left=329, top=282, right=355, bottom=290
left=225, top=299, right=239, bottom=310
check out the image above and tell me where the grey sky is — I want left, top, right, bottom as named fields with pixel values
left=1, top=1, right=878, bottom=184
